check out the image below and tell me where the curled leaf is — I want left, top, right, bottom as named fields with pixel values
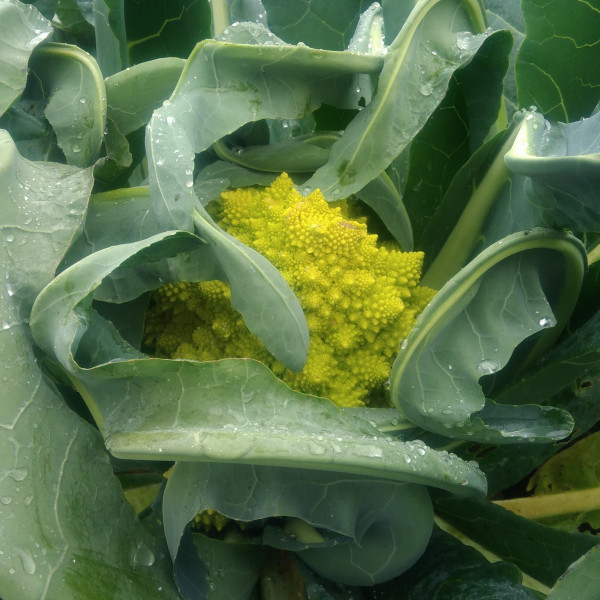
left=391, top=228, right=585, bottom=443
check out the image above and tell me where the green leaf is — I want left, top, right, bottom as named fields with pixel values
left=164, top=463, right=436, bottom=588
left=504, top=110, right=600, bottom=233
left=421, top=109, right=600, bottom=289
left=0, top=130, right=178, bottom=600
left=29, top=42, right=106, bottom=166
left=191, top=209, right=310, bottom=371
left=365, top=526, right=540, bottom=600
left=451, top=357, right=600, bottom=495
left=29, top=231, right=485, bottom=493
left=124, top=0, right=212, bottom=65
left=391, top=228, right=585, bottom=443
left=0, top=0, right=52, bottom=117
left=146, top=22, right=383, bottom=230
left=59, top=187, right=162, bottom=268
left=56, top=0, right=95, bottom=35
left=262, top=0, right=372, bottom=50
left=105, top=57, right=185, bottom=135
left=434, top=497, right=598, bottom=588
left=354, top=171, right=413, bottom=250
left=0, top=88, right=62, bottom=162
left=485, top=0, right=525, bottom=115
left=547, top=545, right=600, bottom=600
left=419, top=120, right=522, bottom=284
left=93, top=0, right=127, bottom=77
left=402, top=29, right=512, bottom=244
left=191, top=532, right=266, bottom=600
left=303, top=0, right=489, bottom=201
left=212, top=131, right=336, bottom=174
left=92, top=116, right=133, bottom=185
left=194, top=160, right=278, bottom=205
left=516, top=0, right=600, bottom=122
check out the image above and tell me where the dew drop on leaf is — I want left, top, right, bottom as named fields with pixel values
left=8, top=468, right=28, bottom=481
left=418, top=82, right=433, bottom=96
left=133, top=543, right=155, bottom=567
left=17, top=549, right=35, bottom=575
left=477, top=359, right=500, bottom=376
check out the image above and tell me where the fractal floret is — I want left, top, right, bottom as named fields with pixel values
left=145, top=173, right=434, bottom=407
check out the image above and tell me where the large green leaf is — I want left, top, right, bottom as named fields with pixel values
left=504, top=110, right=600, bottom=233
left=434, top=497, right=598, bottom=588
left=516, top=0, right=600, bottom=122
left=402, top=29, right=512, bottom=244
left=391, top=228, right=585, bottom=443
left=546, top=545, right=600, bottom=600
left=93, top=0, right=127, bottom=77
left=28, top=42, right=106, bottom=166
left=262, top=0, right=372, bottom=50
left=485, top=0, right=525, bottom=115
left=418, top=126, right=515, bottom=276
left=0, top=0, right=52, bottom=117
left=105, top=57, right=185, bottom=135
left=421, top=109, right=600, bottom=289
left=146, top=22, right=383, bottom=230
left=165, top=464, right=435, bottom=591
left=303, top=0, right=489, bottom=201
left=365, top=526, right=540, bottom=600
left=124, top=0, right=212, bottom=65
left=29, top=232, right=485, bottom=495
left=451, top=360, right=600, bottom=496
left=0, top=130, right=178, bottom=600
left=59, top=187, right=161, bottom=267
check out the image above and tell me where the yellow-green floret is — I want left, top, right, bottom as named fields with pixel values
left=145, top=173, right=434, bottom=407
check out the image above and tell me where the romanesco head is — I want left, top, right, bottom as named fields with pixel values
left=145, top=173, right=434, bottom=407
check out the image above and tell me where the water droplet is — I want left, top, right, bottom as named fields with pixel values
left=166, top=116, right=176, bottom=126
left=8, top=468, right=27, bottom=481
left=133, top=543, right=155, bottom=567
left=185, top=180, right=193, bottom=188
left=448, top=364, right=453, bottom=370
left=419, top=81, right=433, bottom=96
left=0, top=496, right=12, bottom=505
left=539, top=317, right=554, bottom=328
left=456, top=31, right=475, bottom=51
left=17, top=549, right=35, bottom=575
left=79, top=97, right=87, bottom=104
left=477, top=359, right=500, bottom=376
left=402, top=454, right=411, bottom=464
left=71, top=144, right=81, bottom=153
left=6, top=235, right=14, bottom=242
left=8, top=567, right=15, bottom=575
left=400, top=338, right=408, bottom=350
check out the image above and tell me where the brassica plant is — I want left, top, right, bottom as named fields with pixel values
left=1, top=0, right=600, bottom=598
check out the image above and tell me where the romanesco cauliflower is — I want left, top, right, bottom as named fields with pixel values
left=145, top=173, right=434, bottom=407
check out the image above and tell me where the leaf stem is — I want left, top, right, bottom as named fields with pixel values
left=421, top=123, right=521, bottom=290
left=210, top=0, right=229, bottom=37
left=494, top=487, right=600, bottom=520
